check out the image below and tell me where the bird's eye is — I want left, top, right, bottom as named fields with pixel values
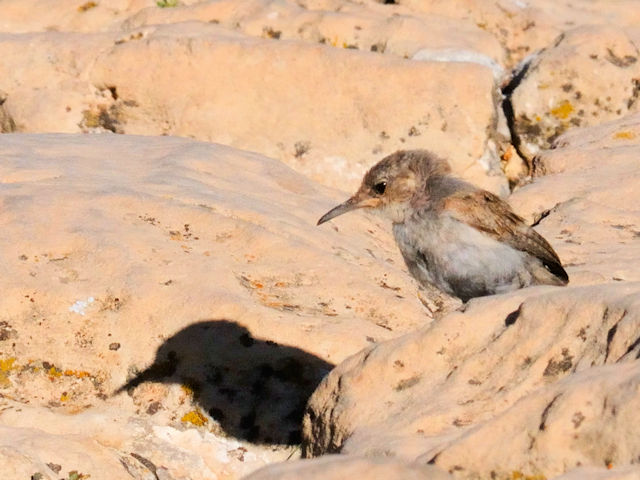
left=372, top=181, right=387, bottom=195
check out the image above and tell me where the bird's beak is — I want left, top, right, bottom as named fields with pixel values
left=317, top=195, right=380, bottom=225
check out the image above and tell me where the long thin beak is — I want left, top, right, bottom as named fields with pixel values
left=317, top=195, right=379, bottom=225
left=317, top=197, right=359, bottom=225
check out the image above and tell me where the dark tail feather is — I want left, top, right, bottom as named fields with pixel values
left=543, top=259, right=569, bottom=285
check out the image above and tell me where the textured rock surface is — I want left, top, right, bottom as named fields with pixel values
left=387, top=0, right=640, bottom=67
left=510, top=113, right=640, bottom=286
left=303, top=283, right=640, bottom=478
left=302, top=115, right=640, bottom=479
left=508, top=26, right=640, bottom=161
left=0, top=3, right=506, bottom=195
left=3, top=2, right=640, bottom=479
left=0, top=133, right=431, bottom=479
left=244, top=455, right=453, bottom=480
left=3, top=1, right=640, bottom=193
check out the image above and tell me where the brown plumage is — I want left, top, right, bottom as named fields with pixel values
left=318, top=150, right=568, bottom=302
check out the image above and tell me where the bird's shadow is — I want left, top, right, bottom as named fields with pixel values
left=116, top=319, right=334, bottom=445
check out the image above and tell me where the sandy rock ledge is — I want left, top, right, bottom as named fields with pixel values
left=0, top=133, right=435, bottom=479
left=298, top=114, right=640, bottom=480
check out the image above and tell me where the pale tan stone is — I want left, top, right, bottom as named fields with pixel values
left=121, top=0, right=505, bottom=66
left=244, top=455, right=453, bottom=480
left=554, top=466, right=640, bottom=480
left=3, top=2, right=640, bottom=478
left=0, top=399, right=292, bottom=480
left=509, top=25, right=640, bottom=160
left=0, top=21, right=505, bottom=193
left=0, top=133, right=432, bottom=479
left=510, top=113, right=640, bottom=285
left=91, top=22, right=502, bottom=192
left=303, top=283, right=640, bottom=478
left=345, top=0, right=640, bottom=67
left=0, top=90, right=16, bottom=133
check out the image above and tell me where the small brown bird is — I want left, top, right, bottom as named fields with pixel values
left=317, top=150, right=568, bottom=302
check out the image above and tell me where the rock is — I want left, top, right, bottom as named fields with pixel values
left=3, top=2, right=640, bottom=479
left=121, top=0, right=505, bottom=66
left=302, top=113, right=640, bottom=478
left=0, top=31, right=118, bottom=133
left=429, top=353, right=640, bottom=478
left=302, top=282, right=640, bottom=478
left=508, top=26, right=640, bottom=161
left=0, top=90, right=16, bottom=133
left=0, top=133, right=432, bottom=479
left=91, top=22, right=504, bottom=193
left=0, top=21, right=504, bottom=194
left=359, top=0, right=640, bottom=67
left=553, top=466, right=640, bottom=480
left=243, top=455, right=453, bottom=480
left=0, top=399, right=290, bottom=480
left=510, top=113, right=640, bottom=286
left=0, top=422, right=129, bottom=480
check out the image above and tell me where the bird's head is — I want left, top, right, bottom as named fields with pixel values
left=317, top=150, right=451, bottom=225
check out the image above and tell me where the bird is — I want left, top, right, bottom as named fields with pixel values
left=317, top=150, right=568, bottom=302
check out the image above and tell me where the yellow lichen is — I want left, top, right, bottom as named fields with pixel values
left=0, top=358, right=17, bottom=387
left=0, top=358, right=16, bottom=372
left=63, top=369, right=91, bottom=379
left=181, top=409, right=208, bottom=427
left=511, top=471, right=546, bottom=480
left=550, top=100, right=574, bottom=119
left=613, top=130, right=636, bottom=140
left=60, top=392, right=69, bottom=402
left=77, top=1, right=97, bottom=12
left=48, top=366, right=63, bottom=378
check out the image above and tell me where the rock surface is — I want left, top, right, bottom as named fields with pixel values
left=2, top=1, right=640, bottom=479
left=0, top=133, right=430, bottom=479
left=0, top=2, right=506, bottom=195
left=3, top=1, right=640, bottom=194
left=510, top=113, right=640, bottom=286
left=301, top=114, right=640, bottom=479
left=244, top=455, right=453, bottom=480
left=508, top=26, right=640, bottom=161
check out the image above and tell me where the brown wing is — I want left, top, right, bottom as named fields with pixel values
left=442, top=190, right=568, bottom=284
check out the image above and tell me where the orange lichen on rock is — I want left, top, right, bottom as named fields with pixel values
left=613, top=130, right=636, bottom=140
left=0, top=358, right=17, bottom=387
left=550, top=100, right=574, bottom=119
left=77, top=1, right=97, bottom=12
left=63, top=369, right=91, bottom=379
left=181, top=409, right=208, bottom=427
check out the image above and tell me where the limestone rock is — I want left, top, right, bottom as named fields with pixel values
left=121, top=0, right=505, bottom=67
left=509, top=26, right=640, bottom=160
left=244, top=455, right=453, bottom=480
left=0, top=133, right=431, bottom=479
left=553, top=466, right=640, bottom=480
left=3, top=3, right=640, bottom=479
left=0, top=21, right=504, bottom=193
left=301, top=113, right=640, bottom=478
left=510, top=113, right=640, bottom=286
left=353, top=0, right=640, bottom=67
left=91, top=22, right=503, bottom=193
left=302, top=283, right=640, bottom=478
left=0, top=90, right=16, bottom=133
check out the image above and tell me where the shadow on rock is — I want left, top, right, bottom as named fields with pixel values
left=116, top=319, right=334, bottom=445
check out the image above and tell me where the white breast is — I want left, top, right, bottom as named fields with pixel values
left=393, top=213, right=533, bottom=298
